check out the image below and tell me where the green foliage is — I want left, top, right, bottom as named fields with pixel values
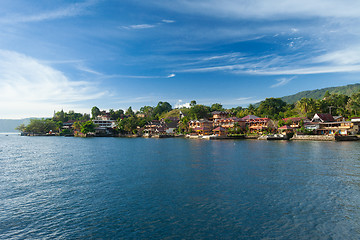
left=53, top=110, right=90, bottom=122
left=108, top=109, right=124, bottom=120
left=257, top=98, right=287, bottom=119
left=188, top=104, right=210, bottom=120
left=153, top=102, right=172, bottom=118
left=91, top=106, right=101, bottom=119
left=80, top=121, right=96, bottom=134
left=125, top=107, right=135, bottom=117
left=281, top=83, right=360, bottom=104
left=15, top=123, right=26, bottom=132
left=190, top=100, right=197, bottom=107
left=210, top=103, right=224, bottom=112
left=23, top=119, right=58, bottom=134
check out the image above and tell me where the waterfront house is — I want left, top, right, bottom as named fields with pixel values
left=311, top=113, right=335, bottom=122
left=278, top=125, right=294, bottom=134
left=143, top=120, right=167, bottom=135
left=241, top=115, right=260, bottom=121
left=189, top=119, right=213, bottom=135
left=211, top=111, right=230, bottom=126
left=217, top=117, right=246, bottom=129
left=282, top=117, right=309, bottom=129
left=244, top=117, right=275, bottom=133
left=161, top=118, right=179, bottom=134
left=212, top=126, right=227, bottom=136
left=306, top=113, right=357, bottom=135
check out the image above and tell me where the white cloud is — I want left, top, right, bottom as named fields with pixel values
left=235, top=97, right=263, bottom=105
left=122, top=24, right=156, bottom=30
left=154, top=0, right=360, bottom=20
left=175, top=100, right=190, bottom=108
left=162, top=19, right=175, bottom=23
left=167, top=73, right=176, bottom=78
left=313, top=46, right=360, bottom=65
left=0, top=50, right=107, bottom=118
left=271, top=76, right=295, bottom=88
left=0, top=0, right=97, bottom=24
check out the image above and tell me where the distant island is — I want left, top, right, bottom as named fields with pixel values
left=15, top=83, right=360, bottom=141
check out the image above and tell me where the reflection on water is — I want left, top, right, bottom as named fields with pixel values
left=1, top=136, right=360, bottom=239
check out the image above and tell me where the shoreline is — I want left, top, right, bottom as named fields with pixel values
left=17, top=133, right=360, bottom=141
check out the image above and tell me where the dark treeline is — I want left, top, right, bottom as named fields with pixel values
left=17, top=90, right=360, bottom=134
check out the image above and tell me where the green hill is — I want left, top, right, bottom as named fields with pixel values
left=281, top=83, right=360, bottom=104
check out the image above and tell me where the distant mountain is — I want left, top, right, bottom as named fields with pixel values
left=0, top=118, right=31, bottom=133
left=280, top=83, right=360, bottom=104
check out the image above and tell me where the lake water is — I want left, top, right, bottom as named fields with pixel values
left=1, top=135, right=360, bottom=239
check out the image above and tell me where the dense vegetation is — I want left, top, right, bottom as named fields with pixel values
left=280, top=83, right=360, bottom=104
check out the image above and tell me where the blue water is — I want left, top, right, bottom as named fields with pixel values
left=1, top=135, right=360, bottom=239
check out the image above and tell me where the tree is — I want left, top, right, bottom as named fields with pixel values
left=190, top=100, right=197, bottom=107
left=23, top=119, right=58, bottom=134
left=347, top=92, right=360, bottom=116
left=91, top=106, right=101, bottom=119
left=15, top=124, right=26, bottom=132
left=80, top=121, right=96, bottom=134
left=210, top=103, right=224, bottom=112
left=153, top=101, right=172, bottom=118
left=188, top=104, right=210, bottom=119
left=257, top=98, right=287, bottom=119
left=126, top=106, right=135, bottom=117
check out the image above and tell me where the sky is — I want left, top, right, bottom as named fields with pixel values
left=1, top=0, right=360, bottom=118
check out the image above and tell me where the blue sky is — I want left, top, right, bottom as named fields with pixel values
left=1, top=0, right=360, bottom=118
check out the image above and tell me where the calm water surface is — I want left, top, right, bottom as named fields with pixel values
left=1, top=135, right=360, bottom=239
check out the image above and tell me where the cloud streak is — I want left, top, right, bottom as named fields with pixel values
left=0, top=50, right=107, bottom=118
left=0, top=0, right=98, bottom=24
left=271, top=76, right=295, bottom=88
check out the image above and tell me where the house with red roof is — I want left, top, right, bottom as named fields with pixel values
left=189, top=119, right=213, bottom=136
left=217, top=117, right=246, bottom=129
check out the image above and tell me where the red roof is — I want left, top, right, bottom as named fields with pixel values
left=314, top=113, right=335, bottom=122
left=278, top=125, right=293, bottom=130
left=213, top=126, right=226, bottom=132
left=249, top=126, right=266, bottom=130
left=242, top=115, right=259, bottom=120
left=282, top=117, right=307, bottom=122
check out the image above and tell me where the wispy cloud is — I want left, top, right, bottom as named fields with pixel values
left=120, top=18, right=175, bottom=30
left=0, top=0, right=98, bottom=24
left=235, top=97, right=263, bottom=105
left=0, top=49, right=107, bottom=118
left=271, top=76, right=295, bottom=88
left=121, top=24, right=156, bottom=30
left=162, top=19, right=175, bottom=23
left=155, top=0, right=360, bottom=20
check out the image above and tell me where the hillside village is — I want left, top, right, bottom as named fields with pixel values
left=17, top=89, right=360, bottom=140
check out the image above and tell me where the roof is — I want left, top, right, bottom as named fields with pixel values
left=218, top=117, right=245, bottom=122
left=212, top=111, right=228, bottom=115
left=242, top=115, right=259, bottom=120
left=249, top=126, right=266, bottom=130
left=278, top=125, right=293, bottom=130
left=213, top=126, right=226, bottom=131
left=282, top=117, right=307, bottom=122
left=313, top=113, right=335, bottom=122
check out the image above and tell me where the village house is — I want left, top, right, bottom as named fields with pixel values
left=211, top=111, right=230, bottom=126
left=92, top=113, right=117, bottom=135
left=189, top=119, right=213, bottom=136
left=282, top=117, right=309, bottom=129
left=143, top=120, right=166, bottom=135
left=212, top=126, right=227, bottom=136
left=305, top=113, right=358, bottom=135
left=217, top=117, right=246, bottom=129
left=242, top=115, right=275, bottom=133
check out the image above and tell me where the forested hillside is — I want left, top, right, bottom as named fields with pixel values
left=281, top=83, right=360, bottom=104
